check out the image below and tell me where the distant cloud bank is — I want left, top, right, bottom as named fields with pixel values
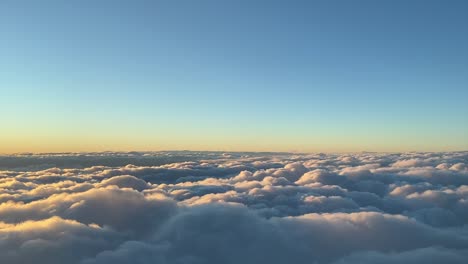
left=1, top=151, right=467, bottom=264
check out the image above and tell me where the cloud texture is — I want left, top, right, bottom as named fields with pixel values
left=1, top=151, right=467, bottom=263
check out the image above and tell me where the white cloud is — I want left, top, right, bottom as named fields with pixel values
left=0, top=151, right=467, bottom=263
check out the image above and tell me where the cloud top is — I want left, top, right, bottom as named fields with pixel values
left=0, top=151, right=467, bottom=263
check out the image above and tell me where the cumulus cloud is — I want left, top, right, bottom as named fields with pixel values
left=0, top=151, right=467, bottom=263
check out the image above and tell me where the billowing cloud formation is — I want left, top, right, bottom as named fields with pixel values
left=1, top=151, right=467, bottom=263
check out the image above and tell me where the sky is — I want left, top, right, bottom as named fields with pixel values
left=1, top=0, right=467, bottom=153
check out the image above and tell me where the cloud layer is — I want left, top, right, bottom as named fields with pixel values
left=1, top=151, right=467, bottom=263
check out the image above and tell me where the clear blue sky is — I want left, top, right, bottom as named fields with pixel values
left=1, top=0, right=467, bottom=153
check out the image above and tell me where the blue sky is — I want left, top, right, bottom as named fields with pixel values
left=1, top=0, right=467, bottom=152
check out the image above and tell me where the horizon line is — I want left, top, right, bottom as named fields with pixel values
left=1, top=149, right=468, bottom=156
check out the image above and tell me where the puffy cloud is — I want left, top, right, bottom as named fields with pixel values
left=0, top=187, right=177, bottom=237
left=99, top=175, right=149, bottom=191
left=0, top=216, right=123, bottom=264
left=0, top=151, right=467, bottom=263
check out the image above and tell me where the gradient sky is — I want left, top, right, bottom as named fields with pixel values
left=1, top=0, right=467, bottom=153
